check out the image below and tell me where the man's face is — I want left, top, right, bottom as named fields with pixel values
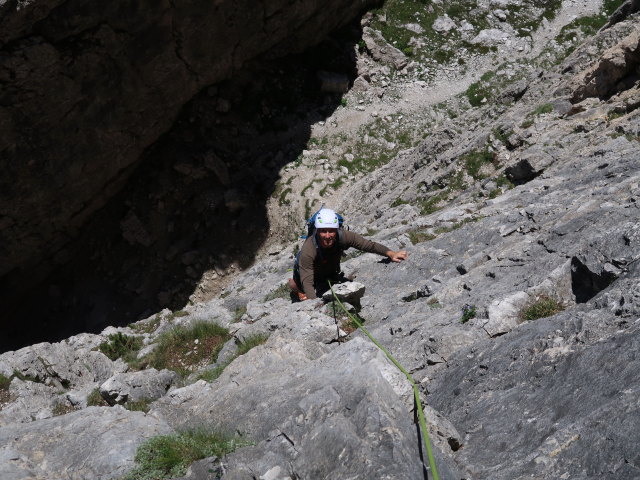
left=317, top=228, right=337, bottom=248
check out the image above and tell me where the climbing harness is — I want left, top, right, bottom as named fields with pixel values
left=329, top=282, right=440, bottom=480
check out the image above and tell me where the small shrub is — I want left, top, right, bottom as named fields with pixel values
left=263, top=284, right=290, bottom=302
left=460, top=304, right=477, bottom=323
left=488, top=188, right=502, bottom=199
left=520, top=296, right=564, bottom=321
left=466, top=71, right=495, bottom=107
left=122, top=429, right=248, bottom=480
left=99, top=333, right=143, bottom=361
left=520, top=118, right=534, bottom=129
left=87, top=388, right=109, bottom=407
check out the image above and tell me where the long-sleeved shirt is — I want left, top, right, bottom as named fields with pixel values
left=298, top=229, right=390, bottom=299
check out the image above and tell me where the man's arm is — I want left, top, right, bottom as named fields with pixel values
left=344, top=231, right=408, bottom=262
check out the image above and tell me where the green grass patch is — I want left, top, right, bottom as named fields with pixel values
left=520, top=296, right=565, bottom=321
left=391, top=197, right=409, bottom=208
left=125, top=400, right=152, bottom=413
left=122, top=428, right=249, bottom=480
left=146, top=321, right=231, bottom=376
left=232, top=306, right=247, bottom=323
left=0, top=374, right=10, bottom=391
left=263, top=283, right=290, bottom=302
left=279, top=187, right=292, bottom=206
left=87, top=388, right=109, bottom=407
left=52, top=401, right=77, bottom=416
left=236, top=334, right=269, bottom=356
left=488, top=188, right=502, bottom=199
left=492, top=127, right=513, bottom=145
left=461, top=148, right=496, bottom=180
left=427, top=297, right=442, bottom=309
left=435, top=217, right=480, bottom=235
left=99, top=332, right=144, bottom=362
left=496, top=174, right=516, bottom=189
left=417, top=191, right=447, bottom=215
left=301, top=179, right=322, bottom=197
left=408, top=230, right=436, bottom=245
left=11, top=370, right=42, bottom=384
left=533, top=103, right=553, bottom=115
left=196, top=334, right=269, bottom=383
left=604, top=0, right=626, bottom=15
left=319, top=176, right=346, bottom=196
left=130, top=315, right=162, bottom=334
left=466, top=71, right=496, bottom=107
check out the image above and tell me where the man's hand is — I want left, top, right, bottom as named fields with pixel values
left=386, top=250, right=408, bottom=262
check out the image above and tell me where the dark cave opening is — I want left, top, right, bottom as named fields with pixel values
left=0, top=21, right=364, bottom=353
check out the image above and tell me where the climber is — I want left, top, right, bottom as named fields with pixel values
left=288, top=208, right=408, bottom=301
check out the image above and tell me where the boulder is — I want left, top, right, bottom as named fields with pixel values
left=0, top=406, right=172, bottom=480
left=99, top=368, right=179, bottom=406
left=322, top=281, right=366, bottom=308
left=362, top=27, right=409, bottom=70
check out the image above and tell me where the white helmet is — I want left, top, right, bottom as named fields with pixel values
left=314, top=208, right=339, bottom=229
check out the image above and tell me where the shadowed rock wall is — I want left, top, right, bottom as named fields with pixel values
left=0, top=0, right=378, bottom=286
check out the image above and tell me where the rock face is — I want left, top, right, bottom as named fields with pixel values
left=1, top=3, right=640, bottom=480
left=0, top=0, right=377, bottom=289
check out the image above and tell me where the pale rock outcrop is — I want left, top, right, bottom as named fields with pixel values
left=99, top=368, right=179, bottom=405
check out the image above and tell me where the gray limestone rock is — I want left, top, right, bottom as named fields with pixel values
left=99, top=368, right=179, bottom=406
left=0, top=341, right=126, bottom=390
left=0, top=406, right=172, bottom=480
left=362, top=27, right=409, bottom=70
left=153, top=335, right=456, bottom=479
left=321, top=281, right=366, bottom=307
left=471, top=28, right=510, bottom=46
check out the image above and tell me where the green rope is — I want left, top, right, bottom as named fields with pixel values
left=329, top=283, right=440, bottom=480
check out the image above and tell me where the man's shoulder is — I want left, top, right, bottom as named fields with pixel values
left=342, top=229, right=365, bottom=244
